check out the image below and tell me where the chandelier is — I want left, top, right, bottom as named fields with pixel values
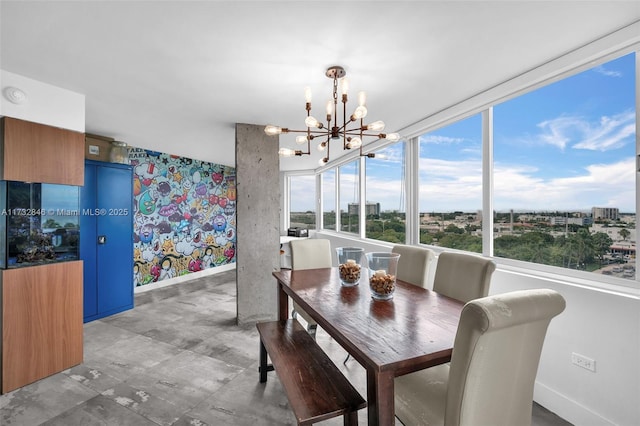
left=264, top=65, right=400, bottom=166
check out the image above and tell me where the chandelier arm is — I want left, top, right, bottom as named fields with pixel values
left=285, top=129, right=329, bottom=136
left=342, top=92, right=348, bottom=149
left=323, top=134, right=330, bottom=164
left=358, top=132, right=387, bottom=138
left=359, top=118, right=365, bottom=156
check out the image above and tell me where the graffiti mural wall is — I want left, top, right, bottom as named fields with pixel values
left=129, top=148, right=236, bottom=287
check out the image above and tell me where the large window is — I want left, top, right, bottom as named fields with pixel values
left=322, top=169, right=336, bottom=230
left=365, top=142, right=406, bottom=243
left=493, top=53, right=636, bottom=279
left=289, top=174, right=316, bottom=230
left=300, top=50, right=638, bottom=287
left=339, top=160, right=359, bottom=234
left=418, top=114, right=483, bottom=253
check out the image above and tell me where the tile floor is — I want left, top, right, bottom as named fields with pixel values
left=0, top=270, right=572, bottom=425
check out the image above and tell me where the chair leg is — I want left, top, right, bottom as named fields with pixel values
left=293, top=307, right=317, bottom=340
left=307, top=324, right=317, bottom=339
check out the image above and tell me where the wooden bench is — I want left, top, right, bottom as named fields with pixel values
left=257, top=319, right=366, bottom=425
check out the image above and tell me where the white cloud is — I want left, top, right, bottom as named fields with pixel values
left=493, top=157, right=635, bottom=212
left=290, top=174, right=316, bottom=212
left=418, top=158, right=483, bottom=211
left=535, top=110, right=634, bottom=152
left=419, top=134, right=465, bottom=145
left=593, top=65, right=622, bottom=78
left=536, top=115, right=583, bottom=149
left=573, top=111, right=636, bottom=151
left=414, top=155, right=635, bottom=212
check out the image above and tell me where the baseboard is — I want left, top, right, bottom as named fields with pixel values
left=134, top=263, right=236, bottom=294
left=534, top=381, right=615, bottom=426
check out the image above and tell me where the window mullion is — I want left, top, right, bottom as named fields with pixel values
left=482, top=108, right=494, bottom=257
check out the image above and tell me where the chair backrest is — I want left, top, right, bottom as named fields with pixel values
left=433, top=252, right=496, bottom=302
left=391, top=244, right=435, bottom=288
left=290, top=238, right=332, bottom=270
left=446, top=289, right=566, bottom=426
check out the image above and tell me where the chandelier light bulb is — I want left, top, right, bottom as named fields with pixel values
left=305, top=116, right=320, bottom=128
left=341, top=78, right=349, bottom=95
left=278, top=148, right=296, bottom=157
left=295, top=135, right=308, bottom=145
left=367, top=121, right=385, bottom=132
left=318, top=157, right=328, bottom=166
left=317, top=142, right=327, bottom=151
left=352, top=105, right=368, bottom=120
left=304, top=86, right=312, bottom=103
left=264, top=125, right=282, bottom=136
left=349, top=137, right=362, bottom=149
left=358, top=91, right=367, bottom=106
left=326, top=100, right=334, bottom=116
left=384, top=133, right=400, bottom=142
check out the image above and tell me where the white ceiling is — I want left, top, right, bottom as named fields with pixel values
left=1, top=1, right=639, bottom=171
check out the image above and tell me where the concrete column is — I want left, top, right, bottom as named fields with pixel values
left=235, top=123, right=280, bottom=325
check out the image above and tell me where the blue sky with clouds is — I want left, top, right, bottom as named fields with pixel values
left=291, top=52, right=636, bottom=214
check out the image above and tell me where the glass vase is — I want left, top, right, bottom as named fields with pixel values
left=366, top=252, right=401, bottom=300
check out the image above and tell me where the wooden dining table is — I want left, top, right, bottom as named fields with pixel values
left=272, top=267, right=464, bottom=425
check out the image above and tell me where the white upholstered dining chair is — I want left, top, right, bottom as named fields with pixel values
left=392, top=244, right=435, bottom=288
left=289, top=238, right=332, bottom=338
left=395, top=288, right=566, bottom=426
left=432, top=252, right=496, bottom=303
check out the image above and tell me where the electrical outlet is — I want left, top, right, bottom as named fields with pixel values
left=571, top=352, right=596, bottom=372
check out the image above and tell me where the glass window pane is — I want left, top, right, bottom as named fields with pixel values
left=322, top=169, right=336, bottom=230
left=493, top=53, right=636, bottom=280
left=289, top=175, right=315, bottom=230
left=418, top=114, right=483, bottom=253
left=365, top=142, right=406, bottom=243
left=339, top=160, right=359, bottom=235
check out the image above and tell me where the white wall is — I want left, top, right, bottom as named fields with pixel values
left=0, top=69, right=85, bottom=131
left=492, top=269, right=640, bottom=426
left=315, top=231, right=640, bottom=426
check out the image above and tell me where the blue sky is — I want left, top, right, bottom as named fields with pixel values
left=292, top=52, right=636, bottom=214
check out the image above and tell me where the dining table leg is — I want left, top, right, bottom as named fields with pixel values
left=278, top=284, right=289, bottom=321
left=366, top=369, right=395, bottom=425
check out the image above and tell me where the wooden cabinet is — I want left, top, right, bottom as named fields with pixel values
left=0, top=117, right=84, bottom=185
left=1, top=261, right=83, bottom=393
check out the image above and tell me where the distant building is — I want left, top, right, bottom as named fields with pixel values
left=348, top=202, right=380, bottom=216
left=551, top=214, right=593, bottom=226
left=591, top=224, right=636, bottom=242
left=592, top=207, right=619, bottom=221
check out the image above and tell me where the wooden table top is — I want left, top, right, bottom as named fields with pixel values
left=272, top=267, right=464, bottom=377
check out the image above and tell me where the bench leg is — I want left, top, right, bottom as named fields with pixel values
left=259, top=339, right=268, bottom=383
left=344, top=410, right=358, bottom=426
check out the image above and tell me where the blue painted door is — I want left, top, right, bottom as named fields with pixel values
left=96, top=164, right=133, bottom=314
left=81, top=160, right=133, bottom=322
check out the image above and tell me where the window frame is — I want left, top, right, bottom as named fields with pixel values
left=282, top=40, right=639, bottom=293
